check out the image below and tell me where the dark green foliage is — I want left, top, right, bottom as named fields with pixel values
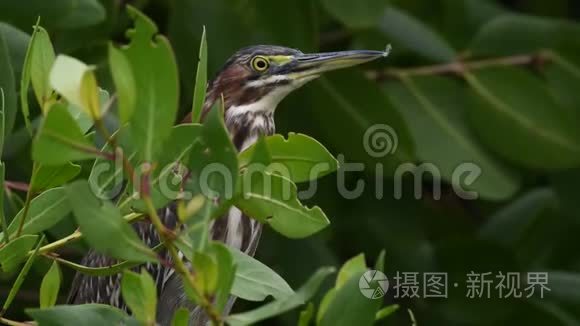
left=1, top=1, right=580, bottom=326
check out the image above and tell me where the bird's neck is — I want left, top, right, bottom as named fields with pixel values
left=225, top=106, right=275, bottom=151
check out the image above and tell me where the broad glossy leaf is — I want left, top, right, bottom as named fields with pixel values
left=312, top=70, right=415, bottom=175
left=226, top=267, right=335, bottom=326
left=3, top=234, right=44, bottom=313
left=479, top=188, right=557, bottom=247
left=318, top=253, right=368, bottom=322
left=66, top=180, right=156, bottom=262
left=236, top=171, right=330, bottom=238
left=0, top=22, right=30, bottom=84
left=375, top=304, right=399, bottom=321
left=0, top=235, right=38, bottom=272
left=20, top=23, right=55, bottom=130
left=192, top=251, right=219, bottom=297
left=0, top=0, right=105, bottom=31
left=239, top=133, right=338, bottom=183
left=298, top=303, right=314, bottom=326
left=187, top=104, right=238, bottom=206
left=50, top=55, right=100, bottom=119
left=470, top=14, right=580, bottom=59
left=121, top=270, right=157, bottom=324
left=4, top=187, right=70, bottom=239
left=191, top=26, right=207, bottom=123
left=379, top=7, right=456, bottom=62
left=88, top=128, right=135, bottom=201
left=465, top=67, right=580, bottom=170
left=546, top=271, right=580, bottom=303
left=336, top=254, right=367, bottom=288
left=27, top=304, right=135, bottom=326
left=207, top=242, right=236, bottom=312
left=122, top=6, right=179, bottom=162
left=108, top=44, right=136, bottom=124
left=40, top=261, right=61, bottom=308
left=0, top=162, right=6, bottom=243
left=385, top=76, right=520, bottom=200
left=31, top=163, right=81, bottom=191
left=0, top=30, right=15, bottom=143
left=33, top=103, right=100, bottom=165
left=319, top=273, right=381, bottom=326
left=229, top=246, right=294, bottom=301
left=320, top=0, right=387, bottom=29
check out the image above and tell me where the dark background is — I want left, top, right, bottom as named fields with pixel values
left=2, top=0, right=580, bottom=325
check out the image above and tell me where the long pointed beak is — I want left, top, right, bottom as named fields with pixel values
left=290, top=46, right=391, bottom=79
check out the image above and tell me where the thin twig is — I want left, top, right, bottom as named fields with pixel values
left=368, top=51, right=551, bottom=80
left=4, top=181, right=29, bottom=192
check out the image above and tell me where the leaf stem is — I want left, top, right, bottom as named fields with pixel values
left=14, top=163, right=37, bottom=237
left=0, top=316, right=30, bottom=326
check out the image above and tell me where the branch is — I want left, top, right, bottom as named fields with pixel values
left=368, top=51, right=552, bottom=80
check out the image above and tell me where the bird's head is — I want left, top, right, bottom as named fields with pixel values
left=202, top=45, right=390, bottom=116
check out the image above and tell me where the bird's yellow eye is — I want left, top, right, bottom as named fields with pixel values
left=251, top=56, right=270, bottom=72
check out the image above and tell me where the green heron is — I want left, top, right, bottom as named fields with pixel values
left=68, top=45, right=389, bottom=324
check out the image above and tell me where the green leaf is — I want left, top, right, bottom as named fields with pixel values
left=0, top=235, right=38, bottom=272
left=0, top=87, right=5, bottom=157
left=336, top=254, right=367, bottom=288
left=66, top=180, right=156, bottom=262
left=27, top=304, right=135, bottom=326
left=122, top=6, right=179, bottom=162
left=121, top=270, right=157, bottom=325
left=187, top=103, right=238, bottom=206
left=479, top=188, right=557, bottom=247
left=3, top=234, right=44, bottom=313
left=67, top=88, right=110, bottom=133
left=379, top=7, right=456, bottom=62
left=298, top=302, right=314, bottom=326
left=40, top=261, right=61, bottom=308
left=0, top=30, right=15, bottom=144
left=108, top=44, right=136, bottom=124
left=192, top=251, right=219, bottom=296
left=312, top=71, right=415, bottom=175
left=236, top=171, right=330, bottom=238
left=49, top=55, right=101, bottom=119
left=465, top=68, right=580, bottom=170
left=4, top=187, right=71, bottom=239
left=239, top=133, right=339, bottom=183
left=385, top=75, right=520, bottom=200
left=319, top=273, right=381, bottom=326
left=88, top=128, right=136, bottom=201
left=33, top=103, right=100, bottom=165
left=228, top=246, right=294, bottom=301
left=0, top=22, right=31, bottom=86
left=21, top=23, right=56, bottom=125
left=171, top=307, right=189, bottom=326
left=207, top=242, right=236, bottom=312
left=470, top=14, right=580, bottom=59
left=191, top=26, right=207, bottom=123
left=320, top=0, right=387, bottom=29
left=0, top=162, right=6, bottom=244
left=226, top=267, right=335, bottom=326
left=31, top=163, right=81, bottom=192
left=375, top=304, right=399, bottom=321
left=374, top=250, right=385, bottom=272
